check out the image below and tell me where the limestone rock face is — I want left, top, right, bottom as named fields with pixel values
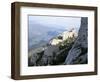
left=64, top=17, right=88, bottom=64
left=50, top=29, right=77, bottom=46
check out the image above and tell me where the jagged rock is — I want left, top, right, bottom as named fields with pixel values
left=37, top=45, right=59, bottom=65
left=64, top=17, right=88, bottom=64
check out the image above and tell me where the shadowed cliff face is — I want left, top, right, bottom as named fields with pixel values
left=64, top=17, right=88, bottom=64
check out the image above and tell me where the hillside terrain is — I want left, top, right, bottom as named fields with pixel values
left=28, top=17, right=88, bottom=66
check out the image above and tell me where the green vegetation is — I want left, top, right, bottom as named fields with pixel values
left=59, top=37, right=75, bottom=50
left=51, top=37, right=76, bottom=65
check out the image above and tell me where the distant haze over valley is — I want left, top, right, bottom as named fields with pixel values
left=28, top=15, right=81, bottom=50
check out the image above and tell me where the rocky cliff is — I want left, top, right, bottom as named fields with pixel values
left=64, top=17, right=88, bottom=64
left=28, top=17, right=88, bottom=66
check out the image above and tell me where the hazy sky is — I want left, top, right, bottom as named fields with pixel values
left=28, top=15, right=81, bottom=31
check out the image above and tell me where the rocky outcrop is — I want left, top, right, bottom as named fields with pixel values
left=49, top=28, right=77, bottom=46
left=64, top=17, right=88, bottom=64
left=28, top=33, right=75, bottom=66
left=28, top=17, right=88, bottom=66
